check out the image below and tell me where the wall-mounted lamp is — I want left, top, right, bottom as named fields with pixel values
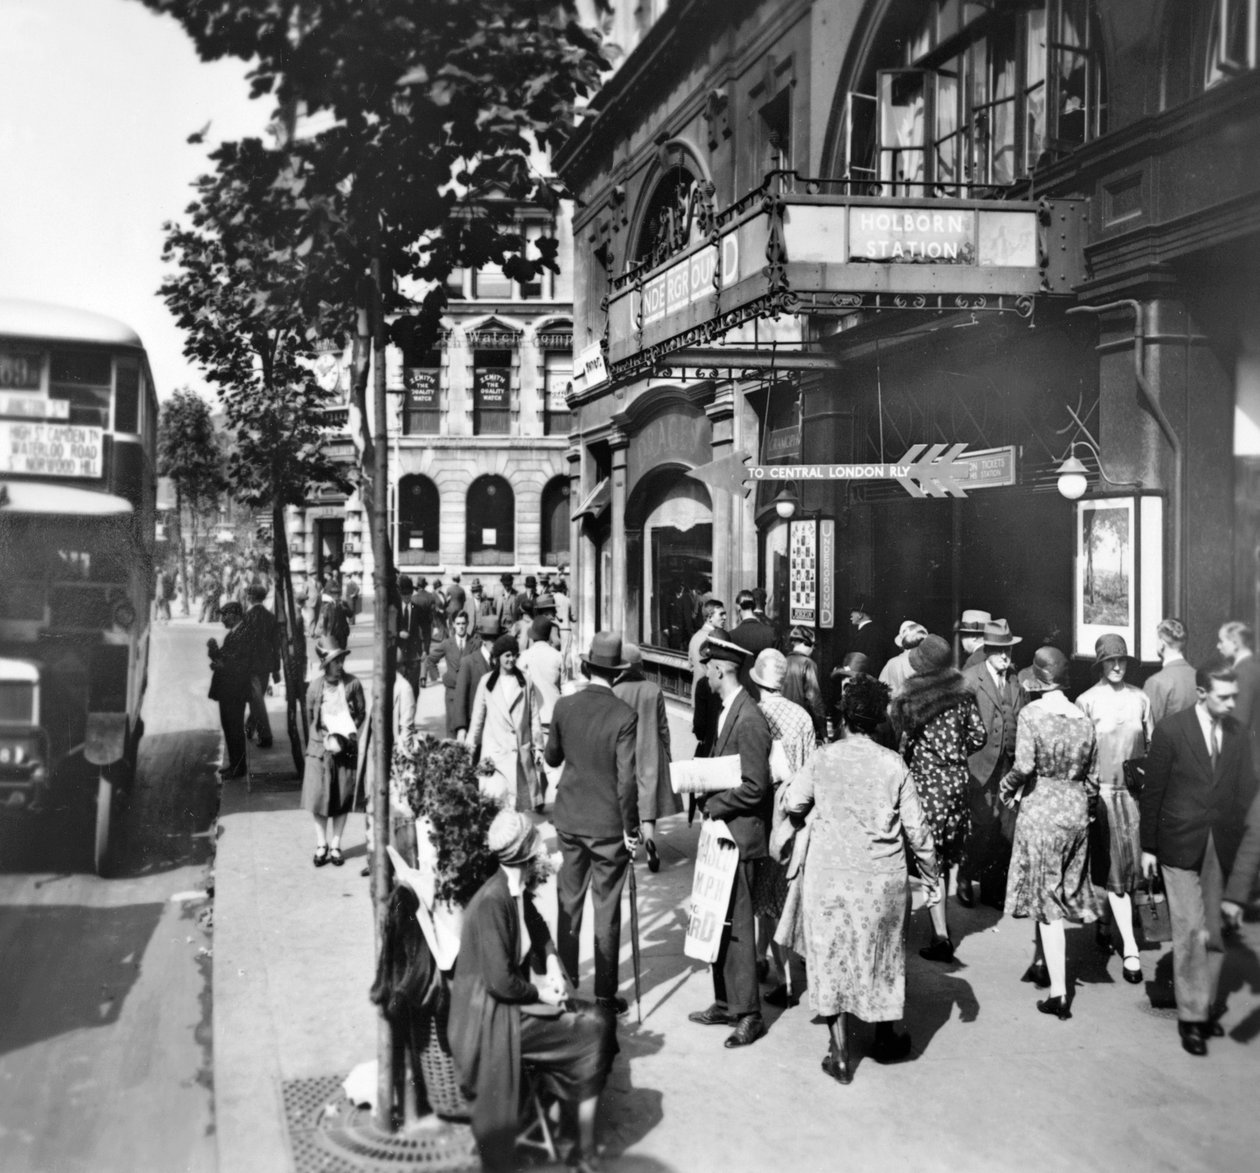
left=773, top=486, right=799, bottom=519
left=1055, top=446, right=1091, bottom=501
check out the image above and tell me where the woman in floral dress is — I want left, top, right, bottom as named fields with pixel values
left=1001, top=646, right=1102, bottom=1019
left=890, top=634, right=987, bottom=962
left=1076, top=634, right=1153, bottom=984
left=786, top=675, right=940, bottom=1085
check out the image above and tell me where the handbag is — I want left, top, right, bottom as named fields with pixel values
left=1133, top=875, right=1173, bottom=945
left=1122, top=757, right=1146, bottom=796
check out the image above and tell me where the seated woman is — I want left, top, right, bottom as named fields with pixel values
left=449, top=810, right=617, bottom=1173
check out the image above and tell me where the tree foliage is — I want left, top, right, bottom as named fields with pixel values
left=157, top=387, right=226, bottom=517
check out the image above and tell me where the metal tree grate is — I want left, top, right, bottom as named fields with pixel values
left=282, top=1074, right=479, bottom=1172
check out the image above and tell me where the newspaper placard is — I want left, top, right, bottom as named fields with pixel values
left=684, top=819, right=739, bottom=963
left=669, top=754, right=742, bottom=795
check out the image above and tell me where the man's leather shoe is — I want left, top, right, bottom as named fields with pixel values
left=763, top=984, right=799, bottom=1009
left=1178, top=1022, right=1208, bottom=1056
left=1204, top=1019, right=1225, bottom=1038
left=723, top=1015, right=767, bottom=1048
left=919, top=937, right=955, bottom=963
left=688, top=1003, right=736, bottom=1026
left=596, top=995, right=628, bottom=1015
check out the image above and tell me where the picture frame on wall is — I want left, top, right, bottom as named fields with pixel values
left=1073, top=494, right=1164, bottom=661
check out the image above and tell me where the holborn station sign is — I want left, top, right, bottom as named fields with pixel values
left=606, top=193, right=1083, bottom=373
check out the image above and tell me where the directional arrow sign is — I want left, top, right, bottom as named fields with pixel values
left=685, top=450, right=753, bottom=497
left=893, top=443, right=972, bottom=498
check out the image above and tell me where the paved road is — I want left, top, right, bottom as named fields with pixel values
left=0, top=622, right=219, bottom=1173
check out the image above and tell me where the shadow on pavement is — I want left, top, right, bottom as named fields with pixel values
left=0, top=901, right=164, bottom=1056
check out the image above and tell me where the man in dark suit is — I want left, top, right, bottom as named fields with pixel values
left=208, top=601, right=253, bottom=778
left=1141, top=658, right=1258, bottom=1055
left=451, top=615, right=500, bottom=741
left=688, top=636, right=773, bottom=1048
left=545, top=632, right=639, bottom=1013
left=240, top=584, right=281, bottom=748
left=396, top=576, right=427, bottom=695
left=1144, top=617, right=1197, bottom=725
left=961, top=618, right=1026, bottom=907
left=1218, top=621, right=1259, bottom=769
left=846, top=596, right=887, bottom=677
left=729, top=589, right=776, bottom=699
left=445, top=574, right=468, bottom=629
left=430, top=611, right=480, bottom=737
left=412, top=577, right=437, bottom=684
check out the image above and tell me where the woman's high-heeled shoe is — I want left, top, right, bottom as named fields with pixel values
left=313, top=845, right=330, bottom=868
left=645, top=839, right=660, bottom=873
left=821, top=1052, right=852, bottom=1084
left=1021, top=961, right=1051, bottom=989
left=1036, top=995, right=1072, bottom=1020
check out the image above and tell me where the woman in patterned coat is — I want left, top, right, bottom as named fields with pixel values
left=1000, top=646, right=1102, bottom=1019
left=786, top=674, right=939, bottom=1085
left=890, top=634, right=987, bottom=963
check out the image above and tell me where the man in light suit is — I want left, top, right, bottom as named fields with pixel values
left=687, top=636, right=773, bottom=1048
left=961, top=619, right=1026, bottom=907
left=545, top=632, right=639, bottom=1013
left=429, top=611, right=480, bottom=737
left=452, top=615, right=500, bottom=741
left=1141, top=658, right=1258, bottom=1056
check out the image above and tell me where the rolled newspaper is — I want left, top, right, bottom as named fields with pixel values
left=670, top=754, right=742, bottom=795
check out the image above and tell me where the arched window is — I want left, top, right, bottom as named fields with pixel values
left=540, top=477, right=571, bottom=568
left=633, top=163, right=713, bottom=270
left=467, top=475, right=515, bottom=565
left=398, top=475, right=440, bottom=565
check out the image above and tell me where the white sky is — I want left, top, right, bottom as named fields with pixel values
left=0, top=0, right=273, bottom=400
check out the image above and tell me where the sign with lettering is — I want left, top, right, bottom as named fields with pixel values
left=640, top=234, right=740, bottom=327
left=405, top=368, right=439, bottom=408
left=848, top=207, right=975, bottom=263
left=0, top=350, right=42, bottom=391
left=0, top=392, right=69, bottom=420
left=818, top=519, right=835, bottom=629
left=474, top=368, right=509, bottom=409
left=683, top=819, right=740, bottom=963
left=0, top=421, right=102, bottom=477
left=627, top=408, right=711, bottom=491
left=956, top=445, right=1018, bottom=488
left=576, top=342, right=607, bottom=390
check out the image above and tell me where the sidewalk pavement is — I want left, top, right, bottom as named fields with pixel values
left=211, top=616, right=1260, bottom=1173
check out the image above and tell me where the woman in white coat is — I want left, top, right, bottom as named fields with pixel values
left=468, top=634, right=544, bottom=812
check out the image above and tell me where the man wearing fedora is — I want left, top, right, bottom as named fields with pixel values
left=452, top=615, right=502, bottom=741
left=962, top=619, right=1026, bottom=907
left=494, top=573, right=521, bottom=636
left=545, top=632, right=640, bottom=1014
left=431, top=611, right=481, bottom=738
left=688, top=636, right=774, bottom=1047
left=396, top=576, right=427, bottom=695
left=847, top=597, right=886, bottom=677
left=1141, top=657, right=1258, bottom=1055
left=955, top=609, right=992, bottom=670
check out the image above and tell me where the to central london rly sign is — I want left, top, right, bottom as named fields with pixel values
left=606, top=192, right=1083, bottom=378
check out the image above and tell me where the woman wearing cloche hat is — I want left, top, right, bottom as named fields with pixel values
left=999, top=647, right=1103, bottom=1019
left=449, top=810, right=617, bottom=1173
left=1075, top=634, right=1154, bottom=981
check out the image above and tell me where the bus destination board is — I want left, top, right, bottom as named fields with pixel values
left=0, top=420, right=103, bottom=478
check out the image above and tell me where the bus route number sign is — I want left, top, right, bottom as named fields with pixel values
left=0, top=420, right=103, bottom=478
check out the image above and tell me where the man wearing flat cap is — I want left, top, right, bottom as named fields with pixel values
left=688, top=635, right=773, bottom=1047
left=545, top=632, right=640, bottom=1013
left=962, top=618, right=1026, bottom=906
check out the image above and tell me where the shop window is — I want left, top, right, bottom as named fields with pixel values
left=466, top=475, right=514, bottom=565
left=403, top=351, right=442, bottom=436
left=1206, top=0, right=1260, bottom=87
left=634, top=472, right=713, bottom=650
left=854, top=0, right=1104, bottom=195
left=399, top=475, right=440, bottom=565
left=543, top=350, right=573, bottom=436
left=473, top=349, right=512, bottom=435
left=540, top=477, right=570, bottom=567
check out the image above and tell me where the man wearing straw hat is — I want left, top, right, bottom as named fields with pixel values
left=545, top=632, right=640, bottom=1014
left=688, top=636, right=773, bottom=1047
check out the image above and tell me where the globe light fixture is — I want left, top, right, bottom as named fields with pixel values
left=1056, top=454, right=1089, bottom=500
left=773, top=487, right=799, bottom=519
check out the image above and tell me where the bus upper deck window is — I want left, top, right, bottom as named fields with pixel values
left=114, top=360, right=139, bottom=433
left=50, top=351, right=111, bottom=427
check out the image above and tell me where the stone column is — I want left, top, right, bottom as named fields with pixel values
left=705, top=389, right=736, bottom=607
left=609, top=428, right=629, bottom=635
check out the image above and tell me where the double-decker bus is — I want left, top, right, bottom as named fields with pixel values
left=0, top=299, right=157, bottom=874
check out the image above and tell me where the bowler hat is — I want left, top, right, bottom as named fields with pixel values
left=849, top=595, right=872, bottom=615
left=909, top=634, right=952, bottom=675
left=476, top=614, right=500, bottom=637
left=500, top=573, right=514, bottom=586
left=750, top=648, right=787, bottom=691
left=982, top=618, right=1021, bottom=646
left=955, top=608, right=992, bottom=634
left=398, top=575, right=414, bottom=595
left=525, top=576, right=537, bottom=589
left=534, top=593, right=557, bottom=614
left=623, top=642, right=645, bottom=670
left=417, top=576, right=428, bottom=588
left=702, top=636, right=749, bottom=666
left=1093, top=633, right=1131, bottom=670
left=832, top=652, right=870, bottom=679
left=470, top=578, right=483, bottom=592
left=894, top=620, right=928, bottom=649
left=789, top=625, right=815, bottom=648
left=1026, top=646, right=1070, bottom=691
left=582, top=631, right=629, bottom=673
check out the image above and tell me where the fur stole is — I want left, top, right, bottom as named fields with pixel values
left=890, top=669, right=971, bottom=738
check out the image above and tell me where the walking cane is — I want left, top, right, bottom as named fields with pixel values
left=628, top=858, right=643, bottom=1024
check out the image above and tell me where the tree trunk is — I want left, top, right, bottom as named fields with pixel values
left=272, top=498, right=308, bottom=777
left=176, top=485, right=189, bottom=617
